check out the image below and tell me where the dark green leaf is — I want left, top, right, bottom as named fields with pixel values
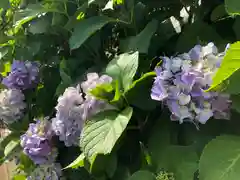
left=199, top=135, right=240, bottom=180
left=120, top=20, right=158, bottom=54
left=69, top=16, right=113, bottom=50
left=128, top=170, right=156, bottom=180
left=225, top=0, right=240, bottom=15
left=0, top=0, right=10, bottom=9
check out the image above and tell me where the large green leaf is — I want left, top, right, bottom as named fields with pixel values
left=148, top=116, right=198, bottom=180
left=106, top=51, right=139, bottom=92
left=208, top=42, right=240, bottom=91
left=69, top=16, right=113, bottom=50
left=120, top=20, right=158, bottom=54
left=225, top=0, right=240, bottom=15
left=199, top=135, right=240, bottom=180
left=80, top=107, right=133, bottom=158
left=128, top=170, right=156, bottom=180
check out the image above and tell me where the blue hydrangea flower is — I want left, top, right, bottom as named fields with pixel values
left=20, top=119, right=55, bottom=165
left=151, top=43, right=231, bottom=124
left=52, top=72, right=114, bottom=147
left=2, top=60, right=40, bottom=90
left=0, top=89, right=26, bottom=124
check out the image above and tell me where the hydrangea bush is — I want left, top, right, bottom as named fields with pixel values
left=1, top=0, right=240, bottom=180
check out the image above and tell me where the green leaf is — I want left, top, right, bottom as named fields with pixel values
left=69, top=16, right=113, bottom=50
left=64, top=153, right=85, bottom=169
left=208, top=42, right=240, bottom=91
left=106, top=51, right=139, bottom=92
left=231, top=95, right=240, bottom=113
left=199, top=135, right=240, bottom=180
left=225, top=0, right=240, bottom=15
left=128, top=170, right=156, bottom=180
left=105, top=153, right=117, bottom=178
left=211, top=4, right=228, bottom=21
left=0, top=0, right=10, bottom=9
left=89, top=153, right=117, bottom=178
left=175, top=21, right=223, bottom=53
left=28, top=17, right=50, bottom=34
left=125, top=72, right=158, bottom=110
left=13, top=175, right=27, bottom=180
left=155, top=146, right=198, bottom=180
left=14, top=4, right=46, bottom=31
left=114, top=0, right=123, bottom=5
left=60, top=69, right=72, bottom=85
left=80, top=107, right=133, bottom=158
left=148, top=116, right=198, bottom=180
left=90, top=83, right=114, bottom=101
left=0, top=131, right=20, bottom=151
left=120, top=20, right=158, bottom=54
left=233, top=17, right=240, bottom=40
left=1, top=61, right=11, bottom=76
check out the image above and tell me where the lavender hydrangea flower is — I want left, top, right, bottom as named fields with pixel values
left=27, top=163, right=64, bottom=180
left=20, top=119, right=55, bottom=165
left=2, top=60, right=40, bottom=90
left=151, top=43, right=231, bottom=124
left=0, top=89, right=26, bottom=124
left=52, top=86, right=84, bottom=147
left=52, top=72, right=114, bottom=147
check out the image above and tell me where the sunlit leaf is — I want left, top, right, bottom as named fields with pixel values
left=208, top=41, right=240, bottom=91
left=80, top=107, right=133, bottom=158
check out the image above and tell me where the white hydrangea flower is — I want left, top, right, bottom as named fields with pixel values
left=0, top=89, right=26, bottom=124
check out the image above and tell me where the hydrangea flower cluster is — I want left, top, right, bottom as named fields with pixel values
left=151, top=43, right=231, bottom=124
left=0, top=60, right=40, bottom=124
left=20, top=119, right=56, bottom=165
left=52, top=72, right=114, bottom=147
left=51, top=86, right=84, bottom=147
left=2, top=60, right=40, bottom=90
left=0, top=89, right=26, bottom=124
left=27, top=163, right=64, bottom=180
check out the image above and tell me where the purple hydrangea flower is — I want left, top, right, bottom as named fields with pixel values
left=151, top=43, right=231, bottom=125
left=0, top=89, right=26, bottom=124
left=52, top=72, right=114, bottom=147
left=20, top=119, right=55, bottom=165
left=2, top=60, right=40, bottom=90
